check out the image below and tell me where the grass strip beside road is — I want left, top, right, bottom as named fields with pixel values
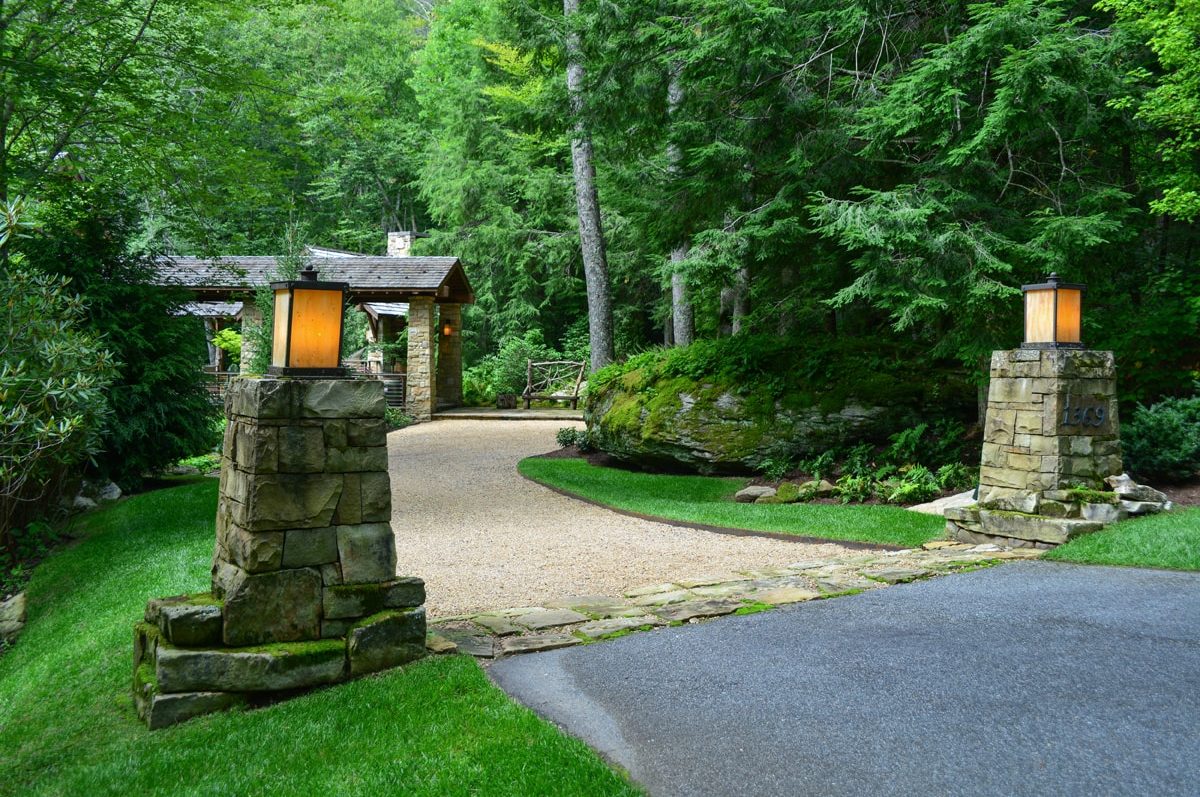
left=0, top=479, right=639, bottom=797
left=1044, top=507, right=1200, bottom=571
left=519, top=456, right=945, bottom=548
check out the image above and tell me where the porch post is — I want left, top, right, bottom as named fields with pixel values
left=436, top=304, right=463, bottom=408
left=406, top=297, right=437, bottom=421
left=239, top=303, right=263, bottom=374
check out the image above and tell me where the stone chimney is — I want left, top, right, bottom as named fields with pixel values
left=387, top=231, right=414, bottom=258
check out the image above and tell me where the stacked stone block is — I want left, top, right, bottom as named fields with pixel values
left=132, top=378, right=425, bottom=730
left=949, top=349, right=1131, bottom=547
left=406, top=296, right=436, bottom=421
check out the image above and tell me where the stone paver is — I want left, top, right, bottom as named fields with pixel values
left=512, top=608, right=589, bottom=630
left=652, top=599, right=743, bottom=623
left=577, top=616, right=663, bottom=640
left=754, top=587, right=821, bottom=605
left=501, top=634, right=580, bottom=654
left=427, top=544, right=1042, bottom=659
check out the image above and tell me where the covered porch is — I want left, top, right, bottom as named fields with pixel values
left=157, top=232, right=474, bottom=421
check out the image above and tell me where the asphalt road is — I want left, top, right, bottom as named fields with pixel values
left=489, top=561, right=1200, bottom=797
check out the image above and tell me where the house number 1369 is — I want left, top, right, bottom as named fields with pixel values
left=1060, top=396, right=1107, bottom=428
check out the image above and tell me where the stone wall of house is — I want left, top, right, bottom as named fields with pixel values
left=132, top=378, right=425, bottom=730
left=406, top=297, right=436, bottom=420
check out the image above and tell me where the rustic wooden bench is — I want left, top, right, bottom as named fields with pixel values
left=524, top=359, right=586, bottom=410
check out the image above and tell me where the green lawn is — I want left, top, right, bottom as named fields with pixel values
left=0, top=480, right=638, bottom=797
left=1045, top=507, right=1200, bottom=571
left=519, top=457, right=944, bottom=548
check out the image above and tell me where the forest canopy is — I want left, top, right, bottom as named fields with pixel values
left=2, top=0, right=1198, bottom=403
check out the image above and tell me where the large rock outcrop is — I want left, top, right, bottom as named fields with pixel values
left=587, top=375, right=967, bottom=474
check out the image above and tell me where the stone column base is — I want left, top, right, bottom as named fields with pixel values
left=946, top=474, right=1173, bottom=549
left=133, top=586, right=425, bottom=729
left=132, top=378, right=428, bottom=729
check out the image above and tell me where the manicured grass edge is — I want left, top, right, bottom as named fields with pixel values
left=518, top=456, right=910, bottom=551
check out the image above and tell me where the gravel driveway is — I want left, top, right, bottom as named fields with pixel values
left=388, top=419, right=860, bottom=617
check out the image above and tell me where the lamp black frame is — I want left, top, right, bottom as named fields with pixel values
left=1019, top=272, right=1086, bottom=350
left=267, top=267, right=350, bottom=377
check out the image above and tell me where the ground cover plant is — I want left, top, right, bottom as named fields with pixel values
left=1045, top=509, right=1200, bottom=572
left=519, top=457, right=944, bottom=548
left=0, top=480, right=639, bottom=797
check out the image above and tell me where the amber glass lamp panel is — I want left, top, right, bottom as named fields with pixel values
left=287, top=288, right=343, bottom=368
left=1055, top=287, right=1082, bottom=345
left=1024, top=288, right=1056, bottom=345
left=271, top=289, right=292, bottom=369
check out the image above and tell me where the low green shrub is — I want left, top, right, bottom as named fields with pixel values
left=555, top=427, right=594, bottom=453
left=1122, top=396, right=1200, bottom=481
left=836, top=474, right=874, bottom=504
left=936, top=462, right=977, bottom=492
left=385, top=407, right=416, bottom=430
left=463, top=330, right=565, bottom=405
left=775, top=482, right=801, bottom=503
left=877, top=465, right=941, bottom=505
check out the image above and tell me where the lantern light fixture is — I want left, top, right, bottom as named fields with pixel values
left=442, top=321, right=453, bottom=337
left=268, top=266, right=349, bottom=377
left=1021, top=273, right=1085, bottom=350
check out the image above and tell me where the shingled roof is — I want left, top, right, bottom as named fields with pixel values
left=155, top=256, right=474, bottom=304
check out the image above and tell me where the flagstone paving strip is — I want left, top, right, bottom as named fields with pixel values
left=426, top=544, right=1043, bottom=659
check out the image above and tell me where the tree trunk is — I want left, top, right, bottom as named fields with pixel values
left=563, top=0, right=614, bottom=372
left=731, top=266, right=749, bottom=334
left=666, top=64, right=693, bottom=346
left=670, top=248, right=693, bottom=346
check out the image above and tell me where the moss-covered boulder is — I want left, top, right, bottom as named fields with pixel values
left=585, top=336, right=972, bottom=474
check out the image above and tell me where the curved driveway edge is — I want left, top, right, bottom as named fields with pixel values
left=490, top=561, right=1200, bottom=797
left=387, top=419, right=861, bottom=617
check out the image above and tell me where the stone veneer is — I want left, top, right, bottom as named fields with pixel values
left=948, top=349, right=1134, bottom=548
left=132, top=378, right=425, bottom=729
left=406, top=296, right=436, bottom=421
left=436, top=303, right=463, bottom=408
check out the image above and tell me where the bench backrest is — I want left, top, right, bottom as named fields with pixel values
left=525, top=359, right=586, bottom=399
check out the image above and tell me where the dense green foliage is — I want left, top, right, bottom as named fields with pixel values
left=1045, top=508, right=1200, bottom=570
left=519, top=456, right=945, bottom=547
left=1122, top=395, right=1200, bottom=481
left=0, top=218, right=116, bottom=547
left=9, top=0, right=1178, bottom=405
left=0, top=480, right=640, bottom=796
left=19, top=188, right=216, bottom=489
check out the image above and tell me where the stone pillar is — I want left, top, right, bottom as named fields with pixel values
left=132, top=378, right=426, bottom=729
left=239, top=303, right=263, bottom=374
left=436, top=304, right=463, bottom=408
left=406, top=297, right=437, bottom=421
left=948, top=349, right=1125, bottom=548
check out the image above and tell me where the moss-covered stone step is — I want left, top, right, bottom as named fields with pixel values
left=978, top=510, right=1103, bottom=544
left=155, top=638, right=347, bottom=693
left=145, top=594, right=224, bottom=647
left=323, top=577, right=425, bottom=620
left=347, top=609, right=426, bottom=676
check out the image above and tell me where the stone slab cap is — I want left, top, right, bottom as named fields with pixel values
left=157, top=600, right=223, bottom=648
left=346, top=608, right=427, bottom=676
left=979, top=510, right=1103, bottom=545
left=227, top=378, right=386, bottom=421
left=137, top=690, right=248, bottom=731
left=156, top=638, right=346, bottom=693
left=323, top=577, right=426, bottom=620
